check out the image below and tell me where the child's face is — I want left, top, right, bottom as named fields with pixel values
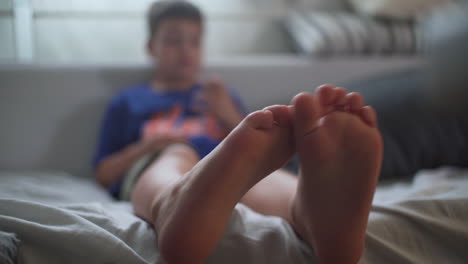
left=148, top=18, right=203, bottom=83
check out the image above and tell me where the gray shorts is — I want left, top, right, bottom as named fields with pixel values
left=119, top=151, right=162, bottom=201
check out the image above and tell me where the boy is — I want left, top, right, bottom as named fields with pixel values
left=94, top=0, right=245, bottom=200
left=94, top=1, right=383, bottom=264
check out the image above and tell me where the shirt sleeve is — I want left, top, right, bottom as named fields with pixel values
left=92, top=95, right=128, bottom=169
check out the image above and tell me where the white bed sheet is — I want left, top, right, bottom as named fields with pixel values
left=1, top=169, right=468, bottom=263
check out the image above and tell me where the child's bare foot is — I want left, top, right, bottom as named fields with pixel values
left=291, top=86, right=383, bottom=264
left=152, top=106, right=294, bottom=264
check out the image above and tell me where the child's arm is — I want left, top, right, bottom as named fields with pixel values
left=94, top=94, right=187, bottom=188
left=95, top=135, right=187, bottom=187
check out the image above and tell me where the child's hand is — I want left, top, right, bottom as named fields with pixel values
left=197, top=78, right=243, bottom=130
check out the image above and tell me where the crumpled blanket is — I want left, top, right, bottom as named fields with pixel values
left=1, top=169, right=468, bottom=263
left=0, top=231, right=20, bottom=264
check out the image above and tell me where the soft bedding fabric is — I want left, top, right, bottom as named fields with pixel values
left=1, top=170, right=468, bottom=263
left=0, top=171, right=112, bottom=205
left=0, top=231, right=20, bottom=264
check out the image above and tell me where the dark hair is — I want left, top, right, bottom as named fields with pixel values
left=147, top=0, right=204, bottom=40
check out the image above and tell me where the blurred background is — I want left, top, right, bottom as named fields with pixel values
left=2, top=2, right=468, bottom=263
left=1, top=0, right=467, bottom=177
left=0, top=0, right=458, bottom=63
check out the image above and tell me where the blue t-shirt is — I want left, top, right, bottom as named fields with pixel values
left=93, top=82, right=246, bottom=197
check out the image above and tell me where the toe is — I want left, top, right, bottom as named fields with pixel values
left=263, top=105, right=293, bottom=127
left=360, top=106, right=378, bottom=127
left=291, top=92, right=320, bottom=136
left=333, top=87, right=348, bottom=106
left=345, top=92, right=364, bottom=113
left=244, top=110, right=274, bottom=130
left=316, top=84, right=336, bottom=106
left=316, top=85, right=351, bottom=114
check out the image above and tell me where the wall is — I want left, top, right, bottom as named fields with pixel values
left=1, top=0, right=307, bottom=63
left=0, top=0, right=15, bottom=62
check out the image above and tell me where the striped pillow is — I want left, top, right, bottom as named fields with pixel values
left=348, top=0, right=451, bottom=19
left=284, top=11, right=418, bottom=56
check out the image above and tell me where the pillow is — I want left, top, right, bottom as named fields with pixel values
left=290, top=0, right=349, bottom=10
left=284, top=11, right=417, bottom=56
left=348, top=0, right=451, bottom=19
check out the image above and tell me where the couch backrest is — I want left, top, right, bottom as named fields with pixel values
left=0, top=57, right=421, bottom=177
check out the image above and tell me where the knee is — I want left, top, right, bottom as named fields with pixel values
left=162, top=143, right=200, bottom=163
left=239, top=184, right=261, bottom=205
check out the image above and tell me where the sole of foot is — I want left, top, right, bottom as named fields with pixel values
left=291, top=87, right=382, bottom=264
left=153, top=106, right=295, bottom=264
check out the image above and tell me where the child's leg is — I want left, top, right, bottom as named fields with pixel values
left=241, top=87, right=382, bottom=264
left=131, top=144, right=200, bottom=223
left=131, top=86, right=382, bottom=264
left=290, top=87, right=382, bottom=264
left=131, top=145, right=297, bottom=226
left=240, top=169, right=298, bottom=225
left=134, top=106, right=295, bottom=264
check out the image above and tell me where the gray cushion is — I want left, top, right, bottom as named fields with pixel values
left=346, top=69, right=468, bottom=179
left=345, top=4, right=468, bottom=179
